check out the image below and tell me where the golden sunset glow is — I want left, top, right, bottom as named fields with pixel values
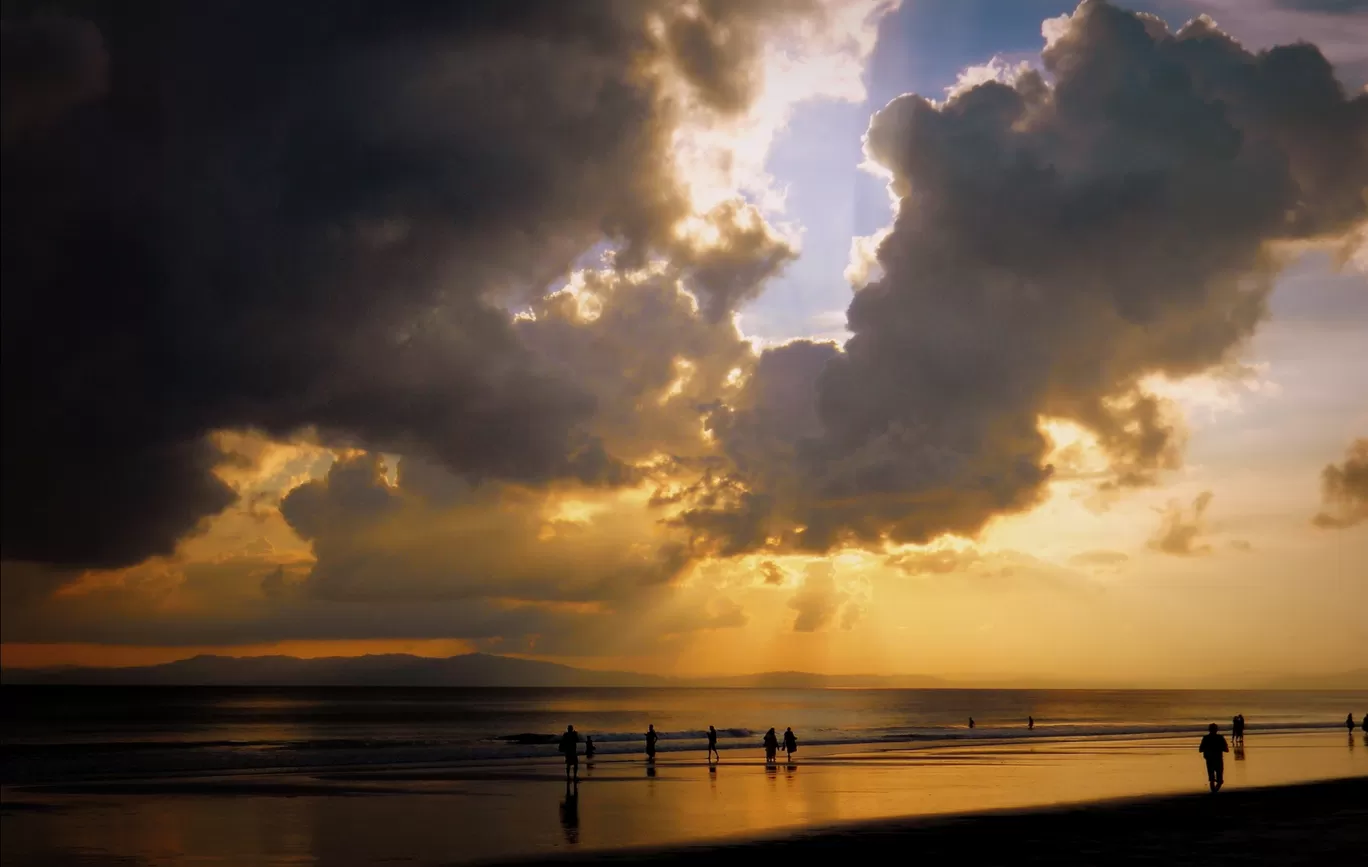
left=3, top=0, right=1365, bottom=687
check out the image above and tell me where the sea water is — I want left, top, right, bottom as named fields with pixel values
left=3, top=686, right=1363, bottom=785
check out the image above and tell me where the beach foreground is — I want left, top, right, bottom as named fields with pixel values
left=504, top=777, right=1368, bottom=867
left=3, top=729, right=1365, bottom=866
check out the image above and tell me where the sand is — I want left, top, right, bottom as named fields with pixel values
left=499, top=778, right=1367, bottom=866
left=3, top=730, right=1365, bottom=866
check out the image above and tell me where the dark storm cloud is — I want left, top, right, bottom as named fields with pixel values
left=671, top=201, right=797, bottom=322
left=759, top=560, right=787, bottom=585
left=279, top=454, right=693, bottom=603
left=1, top=0, right=807, bottom=574
left=1149, top=491, right=1215, bottom=556
left=0, top=13, right=107, bottom=142
left=663, top=0, right=807, bottom=115
left=1312, top=438, right=1368, bottom=528
left=0, top=458, right=747, bottom=652
left=676, top=0, right=1368, bottom=555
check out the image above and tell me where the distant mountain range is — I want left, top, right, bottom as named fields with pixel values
left=1, top=653, right=1362, bottom=690
left=0, top=652, right=945, bottom=688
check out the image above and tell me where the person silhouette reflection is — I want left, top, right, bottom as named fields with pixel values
left=559, top=780, right=580, bottom=845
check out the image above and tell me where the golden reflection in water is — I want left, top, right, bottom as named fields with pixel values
left=3, top=732, right=1363, bottom=867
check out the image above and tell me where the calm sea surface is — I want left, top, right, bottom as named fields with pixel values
left=3, top=686, right=1364, bottom=785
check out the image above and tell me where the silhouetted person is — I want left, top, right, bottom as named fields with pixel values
left=968, top=717, right=975, bottom=729
left=1362, top=714, right=1367, bottom=733
left=707, top=725, right=720, bottom=762
left=1347, top=713, right=1356, bottom=732
left=1028, top=716, right=1034, bottom=730
left=559, top=781, right=579, bottom=845
left=783, top=727, right=798, bottom=760
left=763, top=727, right=779, bottom=764
left=559, top=725, right=580, bottom=780
left=1198, top=723, right=1229, bottom=792
left=1232, top=714, right=1244, bottom=744
left=646, top=724, right=658, bottom=760
left=584, top=736, right=596, bottom=760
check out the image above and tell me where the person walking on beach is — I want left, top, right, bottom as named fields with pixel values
left=1198, top=723, right=1229, bottom=793
left=968, top=717, right=975, bottom=729
left=646, top=724, right=659, bottom=761
left=763, top=727, right=779, bottom=764
left=559, top=725, right=580, bottom=781
left=782, top=727, right=798, bottom=761
left=1347, top=713, right=1356, bottom=733
left=707, top=726, right=720, bottom=762
left=1232, top=714, right=1245, bottom=744
left=1028, top=716, right=1034, bottom=730
left=584, top=736, right=596, bottom=761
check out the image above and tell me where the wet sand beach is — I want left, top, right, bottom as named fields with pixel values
left=504, top=777, right=1368, bottom=867
left=3, top=729, right=1365, bottom=866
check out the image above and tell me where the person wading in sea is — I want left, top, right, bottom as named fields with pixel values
left=559, top=725, right=580, bottom=781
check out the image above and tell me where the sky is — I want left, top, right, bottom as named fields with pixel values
left=1, top=0, right=1366, bottom=685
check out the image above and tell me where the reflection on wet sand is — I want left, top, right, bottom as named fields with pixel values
left=2, top=731, right=1363, bottom=867
left=559, top=781, right=580, bottom=845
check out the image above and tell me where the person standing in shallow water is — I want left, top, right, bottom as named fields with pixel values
left=782, top=727, right=798, bottom=761
left=763, top=728, right=779, bottom=764
left=1347, top=713, right=1356, bottom=732
left=968, top=717, right=975, bottom=729
left=1232, top=714, right=1245, bottom=744
left=645, top=724, right=658, bottom=760
left=584, top=736, right=596, bottom=761
left=707, top=726, right=720, bottom=762
left=1198, top=723, right=1229, bottom=792
left=559, top=725, right=580, bottom=781
left=1028, top=716, right=1034, bottom=730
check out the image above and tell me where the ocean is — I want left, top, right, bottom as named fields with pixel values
left=4, top=686, right=1363, bottom=786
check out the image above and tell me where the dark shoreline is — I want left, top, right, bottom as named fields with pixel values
left=483, top=777, right=1368, bottom=866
